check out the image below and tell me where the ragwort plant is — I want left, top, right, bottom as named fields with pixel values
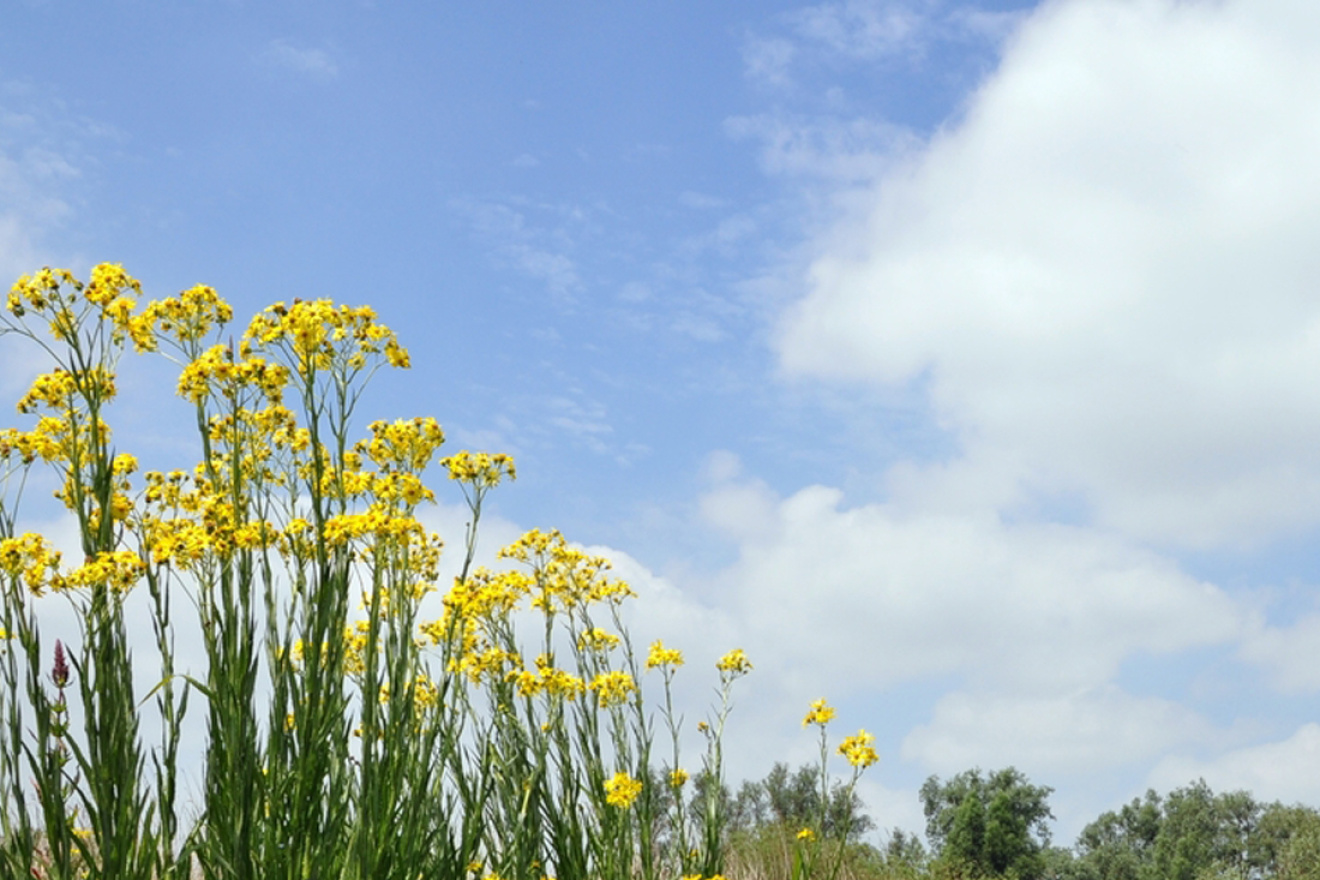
left=0, top=264, right=776, bottom=880
left=792, top=700, right=879, bottom=880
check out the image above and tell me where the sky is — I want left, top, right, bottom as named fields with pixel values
left=5, top=0, right=1320, bottom=847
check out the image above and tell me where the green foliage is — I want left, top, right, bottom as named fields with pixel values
left=1069, top=781, right=1320, bottom=880
left=729, top=761, right=876, bottom=843
left=922, top=767, right=1054, bottom=880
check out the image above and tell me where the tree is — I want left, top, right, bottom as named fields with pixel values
left=725, top=762, right=874, bottom=843
left=1071, top=780, right=1320, bottom=880
left=921, top=767, right=1055, bottom=879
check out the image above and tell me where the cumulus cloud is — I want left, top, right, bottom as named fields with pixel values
left=699, top=477, right=1242, bottom=693
left=1148, top=724, right=1320, bottom=806
left=1238, top=612, right=1320, bottom=694
left=902, top=686, right=1216, bottom=777
left=776, top=0, right=1320, bottom=548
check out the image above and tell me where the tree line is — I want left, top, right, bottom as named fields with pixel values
left=710, top=763, right=1320, bottom=879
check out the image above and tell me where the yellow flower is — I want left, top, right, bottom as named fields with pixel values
left=578, top=627, right=621, bottom=652
left=670, top=768, right=689, bottom=787
left=441, top=450, right=516, bottom=487
left=716, top=648, right=752, bottom=676
left=838, top=729, right=879, bottom=769
left=803, top=698, right=835, bottom=728
left=588, top=670, right=637, bottom=707
left=603, top=771, right=643, bottom=809
left=646, top=639, right=684, bottom=670
left=797, top=827, right=817, bottom=842
left=63, top=550, right=145, bottom=594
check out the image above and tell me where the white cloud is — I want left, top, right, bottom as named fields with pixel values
left=902, top=686, right=1215, bottom=777
left=263, top=39, right=339, bottom=81
left=775, top=0, right=1320, bottom=548
left=855, top=777, right=929, bottom=842
left=725, top=112, right=918, bottom=182
left=1239, top=612, right=1320, bottom=694
left=743, top=36, right=798, bottom=89
left=791, top=0, right=925, bottom=61
left=698, top=478, right=1242, bottom=693
left=451, top=198, right=584, bottom=301
left=1148, top=724, right=1320, bottom=806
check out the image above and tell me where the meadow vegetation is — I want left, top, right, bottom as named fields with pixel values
left=0, top=264, right=1315, bottom=880
left=0, top=265, right=876, bottom=880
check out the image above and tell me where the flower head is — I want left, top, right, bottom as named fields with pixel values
left=716, top=648, right=752, bottom=676
left=646, top=639, right=684, bottom=670
left=803, top=698, right=835, bottom=728
left=838, top=729, right=879, bottom=769
left=603, top=771, right=643, bottom=809
left=51, top=640, right=70, bottom=688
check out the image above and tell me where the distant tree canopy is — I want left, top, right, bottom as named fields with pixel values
left=921, top=767, right=1055, bottom=880
left=716, top=762, right=1320, bottom=880
left=727, top=761, right=875, bottom=843
left=1063, top=780, right=1320, bottom=880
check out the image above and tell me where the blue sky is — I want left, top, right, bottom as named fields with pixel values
left=7, top=0, right=1320, bottom=844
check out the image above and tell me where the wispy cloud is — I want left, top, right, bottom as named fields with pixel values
left=725, top=112, right=916, bottom=182
left=451, top=197, right=586, bottom=302
left=790, top=0, right=926, bottom=61
left=263, top=39, right=339, bottom=82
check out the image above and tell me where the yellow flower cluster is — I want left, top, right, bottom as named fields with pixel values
left=0, top=426, right=62, bottom=464
left=129, top=283, right=233, bottom=351
left=176, top=344, right=289, bottom=405
left=7, top=264, right=149, bottom=350
left=441, top=451, right=516, bottom=487
left=588, top=670, right=637, bottom=708
left=646, top=640, right=684, bottom=670
left=85, top=262, right=142, bottom=306
left=358, top=417, right=445, bottom=472
left=454, top=645, right=523, bottom=685
left=321, top=507, right=425, bottom=549
left=603, top=772, right=643, bottom=809
left=244, top=299, right=409, bottom=376
left=508, top=655, right=587, bottom=700
left=803, top=698, right=835, bottom=728
left=0, top=533, right=62, bottom=595
left=369, top=472, right=433, bottom=508
left=139, top=470, right=302, bottom=565
left=716, top=648, right=753, bottom=677
left=499, top=529, right=635, bottom=612
left=442, top=568, right=533, bottom=624
left=142, top=518, right=209, bottom=569
left=577, top=627, right=620, bottom=653
left=669, top=768, right=689, bottom=788
left=16, top=369, right=81, bottom=414
left=63, top=550, right=146, bottom=594
left=837, top=730, right=878, bottom=768
left=7, top=267, right=80, bottom=316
